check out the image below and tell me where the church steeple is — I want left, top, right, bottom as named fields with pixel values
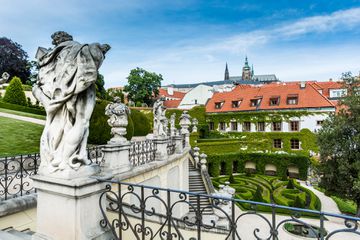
left=242, top=56, right=252, bottom=80
left=224, top=62, right=229, bottom=80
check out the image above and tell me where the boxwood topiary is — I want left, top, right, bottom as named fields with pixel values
left=131, top=109, right=151, bottom=136
left=3, top=77, right=27, bottom=106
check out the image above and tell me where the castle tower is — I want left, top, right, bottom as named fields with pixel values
left=224, top=62, right=229, bottom=80
left=242, top=56, right=252, bottom=80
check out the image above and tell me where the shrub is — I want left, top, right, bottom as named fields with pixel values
left=293, top=196, right=305, bottom=208
left=287, top=179, right=295, bottom=189
left=228, top=174, right=235, bottom=183
left=3, top=77, right=27, bottom=106
left=0, top=100, right=45, bottom=115
left=253, top=187, right=263, bottom=202
left=131, top=109, right=151, bottom=136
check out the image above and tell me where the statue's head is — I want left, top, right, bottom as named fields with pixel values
left=51, top=31, right=73, bottom=46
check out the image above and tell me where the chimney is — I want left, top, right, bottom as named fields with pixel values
left=167, top=87, right=174, bottom=95
left=300, top=81, right=306, bottom=89
left=329, top=78, right=333, bottom=82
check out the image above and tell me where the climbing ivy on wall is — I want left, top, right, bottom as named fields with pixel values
left=206, top=110, right=322, bottom=126
left=206, top=152, right=310, bottom=180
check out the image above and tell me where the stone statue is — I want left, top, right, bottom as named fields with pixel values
left=192, top=118, right=198, bottom=133
left=0, top=72, right=10, bottom=85
left=32, top=31, right=110, bottom=174
left=179, top=111, right=191, bottom=134
left=170, top=113, right=176, bottom=136
left=153, top=98, right=167, bottom=137
left=105, top=97, right=130, bottom=144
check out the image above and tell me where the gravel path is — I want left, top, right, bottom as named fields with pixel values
left=0, top=112, right=45, bottom=125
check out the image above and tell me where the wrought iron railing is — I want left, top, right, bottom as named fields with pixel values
left=98, top=179, right=360, bottom=240
left=0, top=153, right=40, bottom=201
left=0, top=146, right=104, bottom=201
left=129, top=140, right=157, bottom=167
left=167, top=138, right=176, bottom=155
left=87, top=146, right=104, bottom=164
left=182, top=134, right=186, bottom=149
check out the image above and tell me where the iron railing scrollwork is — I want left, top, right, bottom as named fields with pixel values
left=98, top=179, right=360, bottom=240
left=0, top=153, right=40, bottom=201
left=87, top=146, right=105, bottom=165
left=129, top=140, right=157, bottom=167
left=182, top=134, right=186, bottom=149
left=167, top=138, right=176, bottom=156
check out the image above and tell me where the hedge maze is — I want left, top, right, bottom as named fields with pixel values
left=212, top=174, right=321, bottom=215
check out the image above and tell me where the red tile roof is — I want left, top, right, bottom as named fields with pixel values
left=159, top=88, right=186, bottom=99
left=163, top=100, right=182, bottom=109
left=206, top=82, right=335, bottom=113
left=310, top=81, right=344, bottom=98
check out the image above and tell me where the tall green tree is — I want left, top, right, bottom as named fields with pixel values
left=317, top=72, right=360, bottom=216
left=0, top=37, right=30, bottom=83
left=3, top=76, right=27, bottom=106
left=95, top=73, right=106, bottom=99
left=124, top=67, right=163, bottom=106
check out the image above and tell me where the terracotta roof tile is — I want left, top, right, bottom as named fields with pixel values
left=164, top=100, right=182, bottom=109
left=206, top=82, right=335, bottom=113
left=159, top=88, right=186, bottom=99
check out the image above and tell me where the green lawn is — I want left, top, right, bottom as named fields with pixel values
left=0, top=107, right=46, bottom=120
left=0, top=116, right=44, bottom=157
left=212, top=174, right=321, bottom=216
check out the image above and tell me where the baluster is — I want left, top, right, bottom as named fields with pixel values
left=231, top=199, right=236, bottom=240
left=272, top=204, right=277, bottom=240
left=141, top=185, right=145, bottom=240
left=118, top=182, right=122, bottom=240
left=4, top=157, right=8, bottom=200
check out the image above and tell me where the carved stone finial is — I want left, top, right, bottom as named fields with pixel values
left=170, top=113, right=176, bottom=136
left=179, top=111, right=191, bottom=134
left=105, top=100, right=130, bottom=144
left=192, top=118, right=198, bottom=133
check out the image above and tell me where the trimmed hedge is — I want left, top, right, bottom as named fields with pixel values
left=0, top=100, right=46, bottom=115
left=3, top=77, right=27, bottom=106
left=207, top=152, right=310, bottom=180
left=131, top=109, right=151, bottom=136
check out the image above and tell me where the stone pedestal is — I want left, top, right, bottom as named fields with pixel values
left=153, top=137, right=169, bottom=161
left=174, top=135, right=183, bottom=154
left=31, top=166, right=112, bottom=240
left=101, top=143, right=132, bottom=175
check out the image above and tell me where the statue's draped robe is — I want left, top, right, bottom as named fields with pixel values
left=33, top=41, right=105, bottom=172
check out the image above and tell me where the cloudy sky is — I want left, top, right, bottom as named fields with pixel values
left=1, top=0, right=360, bottom=87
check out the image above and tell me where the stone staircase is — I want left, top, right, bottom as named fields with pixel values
left=0, top=227, right=35, bottom=240
left=188, top=160, right=213, bottom=215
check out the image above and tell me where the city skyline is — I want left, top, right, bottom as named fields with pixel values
left=1, top=0, right=360, bottom=87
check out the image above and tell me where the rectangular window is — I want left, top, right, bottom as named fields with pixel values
left=250, top=99, right=261, bottom=107
left=287, top=96, right=298, bottom=105
left=215, top=102, right=222, bottom=109
left=257, top=122, right=265, bottom=132
left=272, top=122, right=282, bottom=131
left=273, top=139, right=282, bottom=148
left=219, top=122, right=226, bottom=131
left=329, top=89, right=347, bottom=98
left=290, top=139, right=300, bottom=149
left=231, top=122, right=238, bottom=131
left=316, top=120, right=324, bottom=126
left=243, top=122, right=251, bottom=132
left=232, top=100, right=240, bottom=108
left=269, top=97, right=280, bottom=106
left=209, top=122, right=214, bottom=130
left=289, top=121, right=299, bottom=131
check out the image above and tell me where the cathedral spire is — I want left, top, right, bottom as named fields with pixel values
left=224, top=62, right=229, bottom=80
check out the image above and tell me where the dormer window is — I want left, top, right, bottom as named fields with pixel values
left=215, top=102, right=223, bottom=109
left=269, top=96, right=280, bottom=106
left=287, top=95, right=298, bottom=105
left=250, top=98, right=261, bottom=107
left=232, top=100, right=241, bottom=108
